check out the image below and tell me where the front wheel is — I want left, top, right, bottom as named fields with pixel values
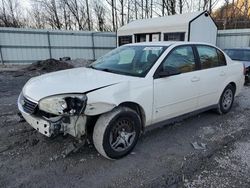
left=93, top=107, right=141, bottom=159
left=218, top=84, right=235, bottom=114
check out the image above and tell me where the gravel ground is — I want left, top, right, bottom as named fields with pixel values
left=0, top=66, right=249, bottom=188
left=184, top=134, right=250, bottom=188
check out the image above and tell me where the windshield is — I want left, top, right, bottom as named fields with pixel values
left=90, top=45, right=167, bottom=77
left=224, top=49, right=250, bottom=61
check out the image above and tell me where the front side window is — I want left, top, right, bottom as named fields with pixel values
left=197, top=46, right=220, bottom=69
left=162, top=46, right=195, bottom=73
left=90, top=45, right=167, bottom=77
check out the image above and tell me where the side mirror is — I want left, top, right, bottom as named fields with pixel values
left=158, top=66, right=181, bottom=78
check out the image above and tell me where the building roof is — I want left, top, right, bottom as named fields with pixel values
left=118, top=11, right=205, bottom=34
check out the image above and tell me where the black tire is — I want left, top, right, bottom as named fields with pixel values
left=218, top=84, right=235, bottom=114
left=93, top=107, right=141, bottom=159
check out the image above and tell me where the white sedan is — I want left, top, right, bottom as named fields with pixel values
left=18, top=42, right=245, bottom=159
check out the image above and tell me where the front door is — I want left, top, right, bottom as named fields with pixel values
left=153, top=45, right=200, bottom=123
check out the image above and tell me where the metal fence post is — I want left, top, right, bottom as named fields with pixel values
left=0, top=46, right=4, bottom=65
left=47, top=31, right=52, bottom=59
left=91, top=32, right=96, bottom=60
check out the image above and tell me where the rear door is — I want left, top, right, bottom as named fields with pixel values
left=153, top=45, right=200, bottom=123
left=194, top=45, right=228, bottom=108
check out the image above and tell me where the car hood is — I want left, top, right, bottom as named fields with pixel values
left=22, top=67, right=135, bottom=101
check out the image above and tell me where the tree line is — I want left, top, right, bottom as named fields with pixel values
left=0, top=0, right=250, bottom=31
left=213, top=0, right=250, bottom=29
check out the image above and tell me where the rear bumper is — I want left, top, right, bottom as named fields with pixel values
left=234, top=74, right=245, bottom=97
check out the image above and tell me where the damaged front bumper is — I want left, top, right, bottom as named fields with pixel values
left=18, top=93, right=87, bottom=138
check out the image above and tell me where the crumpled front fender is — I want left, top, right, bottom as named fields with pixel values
left=84, top=102, right=117, bottom=116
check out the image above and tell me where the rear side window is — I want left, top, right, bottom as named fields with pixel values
left=197, top=46, right=222, bottom=69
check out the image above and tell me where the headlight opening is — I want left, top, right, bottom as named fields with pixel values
left=39, top=95, right=87, bottom=116
left=63, top=96, right=87, bottom=115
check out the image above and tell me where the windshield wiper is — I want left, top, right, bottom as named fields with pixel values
left=88, top=65, right=114, bottom=72
left=99, top=68, right=117, bottom=73
left=89, top=65, right=116, bottom=73
left=89, top=67, right=138, bottom=76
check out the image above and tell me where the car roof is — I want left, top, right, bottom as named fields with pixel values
left=125, top=41, right=216, bottom=47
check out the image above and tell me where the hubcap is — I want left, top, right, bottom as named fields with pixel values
left=222, top=89, right=233, bottom=110
left=109, top=118, right=136, bottom=152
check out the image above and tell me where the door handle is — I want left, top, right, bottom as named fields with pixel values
left=191, top=76, right=200, bottom=82
left=220, top=71, right=226, bottom=76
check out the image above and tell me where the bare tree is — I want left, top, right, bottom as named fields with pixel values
left=145, top=0, right=149, bottom=18
left=93, top=1, right=107, bottom=31
left=85, top=0, right=91, bottom=30
left=50, top=0, right=62, bottom=29
left=141, top=0, right=144, bottom=18
left=135, top=0, right=138, bottom=19
left=29, top=2, right=46, bottom=29
left=63, top=0, right=85, bottom=30
left=34, top=0, right=63, bottom=29
left=179, top=0, right=183, bottom=13
left=244, top=0, right=249, bottom=18
left=3, top=0, right=248, bottom=31
left=0, top=0, right=23, bottom=27
left=161, top=0, right=166, bottom=16
left=150, top=0, right=153, bottom=18
left=127, top=0, right=131, bottom=23
left=119, top=0, right=125, bottom=26
left=168, top=0, right=176, bottom=15
left=106, top=0, right=116, bottom=31
left=114, top=0, right=118, bottom=30
left=203, top=0, right=208, bottom=10
left=60, top=0, right=72, bottom=30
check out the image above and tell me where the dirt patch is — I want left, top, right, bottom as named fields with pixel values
left=65, top=58, right=93, bottom=68
left=24, top=59, right=74, bottom=73
left=10, top=58, right=92, bottom=77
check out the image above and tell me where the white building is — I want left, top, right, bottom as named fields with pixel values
left=117, top=11, right=217, bottom=46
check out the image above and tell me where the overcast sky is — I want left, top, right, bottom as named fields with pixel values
left=20, top=0, right=225, bottom=14
left=21, top=0, right=30, bottom=8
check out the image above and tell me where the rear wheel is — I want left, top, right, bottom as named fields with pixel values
left=93, top=107, right=141, bottom=159
left=218, top=84, right=235, bottom=114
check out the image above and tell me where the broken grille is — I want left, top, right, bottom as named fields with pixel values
left=23, top=97, right=38, bottom=114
